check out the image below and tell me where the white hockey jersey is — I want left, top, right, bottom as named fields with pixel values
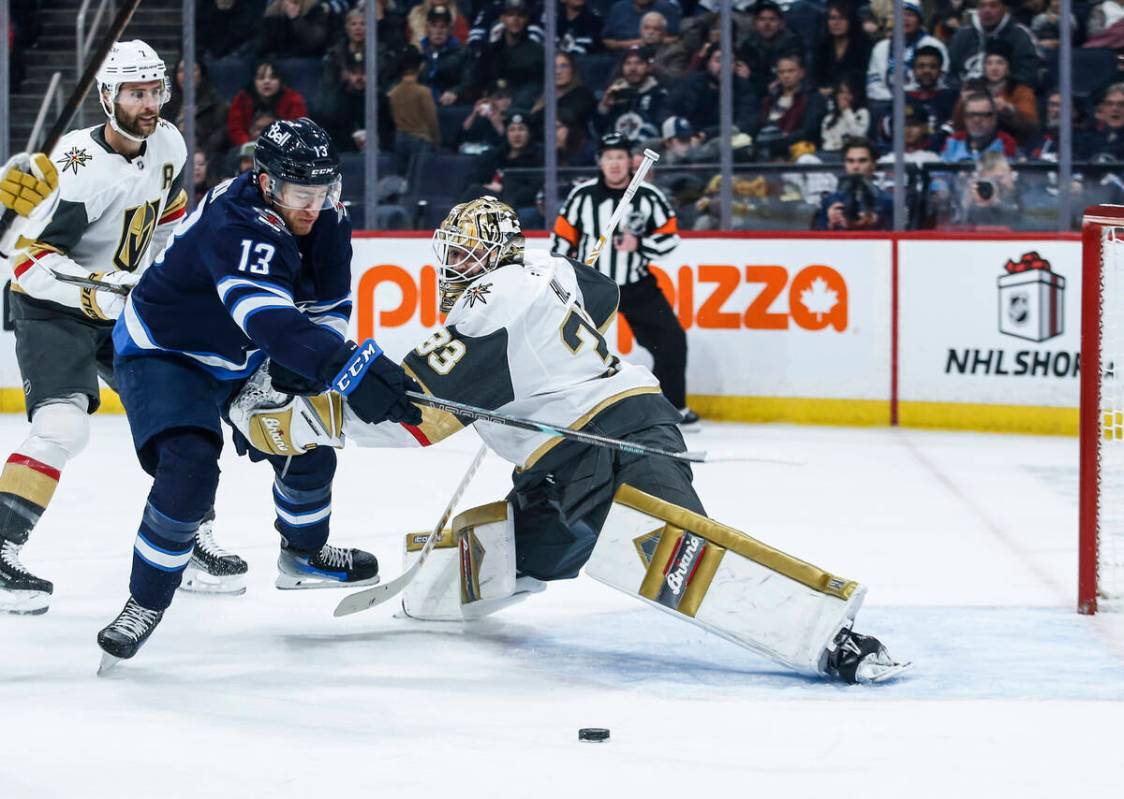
left=347, top=249, right=661, bottom=468
left=10, top=120, right=187, bottom=321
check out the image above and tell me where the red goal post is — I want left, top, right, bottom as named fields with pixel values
left=1080, top=205, right=1124, bottom=613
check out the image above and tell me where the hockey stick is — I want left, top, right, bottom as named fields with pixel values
left=584, top=148, right=659, bottom=267
left=407, top=390, right=706, bottom=463
left=50, top=270, right=130, bottom=295
left=0, top=0, right=145, bottom=241
left=333, top=444, right=489, bottom=617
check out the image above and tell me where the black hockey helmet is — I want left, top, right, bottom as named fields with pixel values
left=598, top=132, right=630, bottom=156
left=253, top=117, right=342, bottom=211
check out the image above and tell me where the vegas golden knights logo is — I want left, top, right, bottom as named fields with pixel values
left=113, top=199, right=161, bottom=271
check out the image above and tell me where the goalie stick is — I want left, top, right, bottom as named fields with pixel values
left=333, top=444, right=488, bottom=617
left=406, top=390, right=707, bottom=463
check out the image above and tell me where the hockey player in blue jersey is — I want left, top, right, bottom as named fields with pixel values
left=96, top=118, right=422, bottom=667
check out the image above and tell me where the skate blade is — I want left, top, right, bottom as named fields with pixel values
left=861, top=660, right=913, bottom=684
left=97, top=652, right=123, bottom=676
left=275, top=573, right=381, bottom=591
left=179, top=566, right=247, bottom=596
left=0, top=589, right=51, bottom=615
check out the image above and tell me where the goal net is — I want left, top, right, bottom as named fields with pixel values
left=1081, top=205, right=1124, bottom=613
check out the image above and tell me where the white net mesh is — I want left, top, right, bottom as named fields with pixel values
left=1099, top=225, right=1124, bottom=606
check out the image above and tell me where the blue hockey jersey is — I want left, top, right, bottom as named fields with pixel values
left=114, top=172, right=353, bottom=382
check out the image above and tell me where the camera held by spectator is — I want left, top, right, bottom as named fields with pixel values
left=814, top=137, right=892, bottom=230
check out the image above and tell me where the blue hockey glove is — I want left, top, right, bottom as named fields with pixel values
left=322, top=339, right=422, bottom=425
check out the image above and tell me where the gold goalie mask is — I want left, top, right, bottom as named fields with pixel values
left=431, top=196, right=525, bottom=312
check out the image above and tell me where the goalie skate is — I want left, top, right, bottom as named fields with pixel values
left=0, top=537, right=52, bottom=615
left=824, top=625, right=911, bottom=684
left=179, top=513, right=247, bottom=596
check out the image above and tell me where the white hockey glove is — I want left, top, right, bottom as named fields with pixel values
left=0, top=153, right=60, bottom=257
left=82, top=270, right=141, bottom=320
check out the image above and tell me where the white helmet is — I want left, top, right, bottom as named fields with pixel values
left=96, top=40, right=170, bottom=142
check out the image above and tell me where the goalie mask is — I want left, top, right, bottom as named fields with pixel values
left=432, top=196, right=525, bottom=312
left=96, top=40, right=171, bottom=143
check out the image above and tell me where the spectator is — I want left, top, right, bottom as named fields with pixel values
left=164, top=58, right=229, bottom=160
left=603, top=0, right=682, bottom=50
left=813, top=0, right=872, bottom=95
left=665, top=44, right=758, bottom=135
left=468, top=0, right=544, bottom=50
left=419, top=5, right=475, bottom=105
left=877, top=102, right=943, bottom=164
left=191, top=151, right=216, bottom=205
left=258, top=0, right=332, bottom=58
left=1080, top=84, right=1124, bottom=161
left=226, top=60, right=309, bottom=147
left=930, top=0, right=968, bottom=41
left=407, top=0, right=470, bottom=47
left=1031, top=0, right=1074, bottom=52
left=372, top=0, right=414, bottom=91
left=866, top=1, right=948, bottom=103
left=812, top=137, right=893, bottom=230
left=948, top=0, right=1039, bottom=89
left=197, top=0, right=265, bottom=60
left=959, top=150, right=1021, bottom=227
left=639, top=11, right=683, bottom=80
left=530, top=51, right=596, bottom=134
left=458, top=79, right=514, bottom=151
left=559, top=0, right=603, bottom=54
left=596, top=46, right=667, bottom=140
left=555, top=109, right=598, bottom=166
left=389, top=47, right=440, bottom=174
left=754, top=53, right=827, bottom=154
left=1087, top=0, right=1124, bottom=39
left=736, top=0, right=803, bottom=97
left=821, top=77, right=870, bottom=152
left=472, top=111, right=544, bottom=213
left=952, top=38, right=1038, bottom=145
left=1033, top=89, right=1092, bottom=158
left=657, top=116, right=707, bottom=164
left=235, top=141, right=257, bottom=175
left=469, top=0, right=545, bottom=108
left=941, top=92, right=1019, bottom=162
left=320, top=9, right=370, bottom=150
left=907, top=45, right=958, bottom=135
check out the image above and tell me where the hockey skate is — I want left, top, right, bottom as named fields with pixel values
left=678, top=407, right=701, bottom=433
left=179, top=512, right=248, bottom=596
left=824, top=625, right=911, bottom=684
left=0, top=536, right=53, bottom=615
left=275, top=541, right=379, bottom=590
left=96, top=596, right=164, bottom=674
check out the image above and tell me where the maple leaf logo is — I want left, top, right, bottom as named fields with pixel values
left=798, top=277, right=838, bottom=321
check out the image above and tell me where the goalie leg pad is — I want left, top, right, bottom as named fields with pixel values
left=402, top=502, right=540, bottom=621
left=584, top=485, right=866, bottom=676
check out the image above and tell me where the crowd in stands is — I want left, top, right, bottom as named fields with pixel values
left=20, top=0, right=1124, bottom=229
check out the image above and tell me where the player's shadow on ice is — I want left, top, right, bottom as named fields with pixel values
left=274, top=618, right=830, bottom=689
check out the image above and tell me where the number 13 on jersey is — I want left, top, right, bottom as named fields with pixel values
left=238, top=239, right=276, bottom=275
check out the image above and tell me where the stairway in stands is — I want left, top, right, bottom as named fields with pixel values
left=10, top=0, right=183, bottom=152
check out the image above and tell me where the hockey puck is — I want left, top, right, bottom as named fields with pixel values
left=578, top=728, right=610, bottom=743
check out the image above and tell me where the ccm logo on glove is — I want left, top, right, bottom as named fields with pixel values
left=331, top=339, right=384, bottom=395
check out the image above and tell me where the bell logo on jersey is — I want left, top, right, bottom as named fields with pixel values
left=113, top=199, right=161, bottom=271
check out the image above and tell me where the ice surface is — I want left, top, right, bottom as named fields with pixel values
left=2, top=416, right=1123, bottom=798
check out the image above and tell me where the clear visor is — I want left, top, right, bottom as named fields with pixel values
left=269, top=176, right=343, bottom=212
left=432, top=226, right=499, bottom=286
left=109, top=80, right=171, bottom=109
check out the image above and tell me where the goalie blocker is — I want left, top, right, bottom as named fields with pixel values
left=400, top=489, right=905, bottom=681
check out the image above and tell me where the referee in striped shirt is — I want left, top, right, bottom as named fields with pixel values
left=550, top=133, right=697, bottom=427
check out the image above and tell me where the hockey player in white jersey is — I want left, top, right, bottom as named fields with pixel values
left=0, top=41, right=245, bottom=615
left=229, top=196, right=909, bottom=683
